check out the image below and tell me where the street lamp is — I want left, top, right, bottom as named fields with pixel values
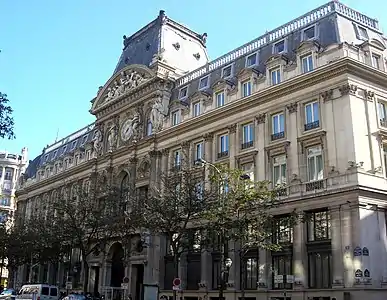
left=196, top=158, right=249, bottom=300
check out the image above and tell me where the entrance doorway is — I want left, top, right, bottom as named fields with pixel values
left=110, top=243, right=125, bottom=287
left=133, top=264, right=144, bottom=300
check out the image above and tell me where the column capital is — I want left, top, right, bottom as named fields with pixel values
left=203, top=132, right=214, bottom=141
left=255, top=113, right=266, bottom=124
left=227, top=123, right=237, bottom=134
left=286, top=102, right=298, bottom=113
left=149, top=150, right=162, bottom=158
left=180, top=140, right=190, bottom=149
left=129, top=156, right=137, bottom=164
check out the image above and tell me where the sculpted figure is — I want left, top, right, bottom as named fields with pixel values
left=114, top=81, right=125, bottom=97
left=93, top=130, right=103, bottom=156
left=107, top=125, right=117, bottom=151
left=105, top=87, right=115, bottom=102
left=150, top=99, right=166, bottom=133
left=130, top=113, right=141, bottom=140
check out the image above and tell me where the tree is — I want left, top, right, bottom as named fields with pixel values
left=126, top=166, right=216, bottom=298
left=0, top=92, right=15, bottom=139
left=51, top=172, right=133, bottom=292
left=204, top=165, right=301, bottom=299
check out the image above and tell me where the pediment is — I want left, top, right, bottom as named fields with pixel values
left=369, top=38, right=386, bottom=51
left=237, top=67, right=260, bottom=80
left=211, top=78, right=235, bottom=92
left=265, top=54, right=289, bottom=66
left=91, top=64, right=156, bottom=112
left=296, top=40, right=321, bottom=53
left=169, top=99, right=189, bottom=111
left=188, top=90, right=211, bottom=102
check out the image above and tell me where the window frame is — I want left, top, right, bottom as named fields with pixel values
left=371, top=53, right=381, bottom=69
left=146, top=119, right=153, bottom=136
left=218, top=134, right=229, bottom=156
left=216, top=91, right=225, bottom=107
left=178, top=86, right=188, bottom=99
left=270, top=68, right=281, bottom=85
left=245, top=52, right=258, bottom=67
left=301, top=54, right=314, bottom=73
left=194, top=142, right=203, bottom=162
left=273, top=39, right=286, bottom=54
left=307, top=210, right=331, bottom=242
left=171, top=110, right=180, bottom=126
left=242, top=80, right=252, bottom=97
left=192, top=102, right=201, bottom=117
left=357, top=25, right=369, bottom=40
left=303, top=26, right=316, bottom=41
left=304, top=100, right=320, bottom=131
left=221, top=64, right=233, bottom=79
left=241, top=251, right=259, bottom=290
left=306, top=145, right=324, bottom=182
left=199, top=76, right=209, bottom=90
left=173, top=149, right=181, bottom=167
left=272, top=155, right=287, bottom=187
left=242, top=123, right=254, bottom=145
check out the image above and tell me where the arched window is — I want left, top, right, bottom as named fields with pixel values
left=120, top=172, right=130, bottom=213
left=146, top=119, right=153, bottom=136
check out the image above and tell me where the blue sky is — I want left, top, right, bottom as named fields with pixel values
left=0, top=0, right=385, bottom=160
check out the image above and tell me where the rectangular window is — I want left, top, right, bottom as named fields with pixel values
left=302, top=54, right=314, bottom=73
left=241, top=163, right=254, bottom=182
left=216, top=92, right=225, bottom=107
left=241, top=123, right=254, bottom=149
left=272, top=255, right=293, bottom=289
left=212, top=257, right=221, bottom=289
left=358, top=26, right=368, bottom=40
left=372, top=53, right=381, bottom=69
left=304, top=101, right=319, bottom=130
left=273, top=217, right=293, bottom=244
left=307, top=145, right=323, bottom=181
left=273, top=155, right=287, bottom=186
left=179, top=87, right=188, bottom=99
left=242, top=256, right=259, bottom=289
left=271, top=68, right=281, bottom=85
left=146, top=120, right=153, bottom=136
left=194, top=183, right=204, bottom=202
left=193, top=102, right=201, bottom=117
left=222, top=65, right=232, bottom=78
left=0, top=198, right=10, bottom=206
left=303, top=26, right=316, bottom=40
left=194, top=142, right=203, bottom=162
left=218, top=134, right=229, bottom=157
left=199, top=76, right=209, bottom=90
left=271, top=113, right=285, bottom=140
left=173, top=150, right=181, bottom=167
left=308, top=251, right=332, bottom=289
left=242, top=81, right=252, bottom=97
left=379, top=102, right=387, bottom=127
left=246, top=53, right=257, bottom=67
left=4, top=170, right=12, bottom=181
left=172, top=111, right=180, bottom=126
left=274, top=40, right=285, bottom=54
left=307, top=210, right=331, bottom=241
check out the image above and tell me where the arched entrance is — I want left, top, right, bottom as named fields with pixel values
left=109, top=242, right=125, bottom=287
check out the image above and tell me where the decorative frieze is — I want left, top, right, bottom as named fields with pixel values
left=256, top=113, right=266, bottom=124
left=286, top=102, right=298, bottom=114
left=364, top=89, right=375, bottom=100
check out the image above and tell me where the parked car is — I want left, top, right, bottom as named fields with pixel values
left=0, top=289, right=17, bottom=300
left=16, top=285, right=59, bottom=300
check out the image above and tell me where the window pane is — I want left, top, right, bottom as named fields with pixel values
left=273, top=165, right=280, bottom=185
left=316, top=154, right=323, bottom=179
left=279, top=114, right=284, bottom=132
left=313, top=102, right=319, bottom=121
left=305, top=104, right=312, bottom=123
left=308, top=55, right=314, bottom=71
left=308, top=156, right=315, bottom=181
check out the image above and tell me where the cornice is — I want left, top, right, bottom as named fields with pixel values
left=155, top=57, right=372, bottom=143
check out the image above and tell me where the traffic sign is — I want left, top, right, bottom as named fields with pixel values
left=173, top=278, right=181, bottom=286
left=172, top=286, right=180, bottom=291
left=121, top=283, right=129, bottom=289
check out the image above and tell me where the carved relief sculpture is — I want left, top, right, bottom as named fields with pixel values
left=107, top=125, right=117, bottom=151
left=121, top=113, right=141, bottom=143
left=150, top=99, right=167, bottom=133
left=93, top=129, right=103, bottom=156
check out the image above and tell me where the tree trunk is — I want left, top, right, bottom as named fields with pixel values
left=82, top=259, right=89, bottom=293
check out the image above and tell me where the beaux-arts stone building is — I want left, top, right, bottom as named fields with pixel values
left=15, top=1, right=387, bottom=300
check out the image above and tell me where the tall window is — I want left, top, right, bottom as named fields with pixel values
left=378, top=101, right=386, bottom=127
left=4, top=169, right=12, bottom=181
left=372, top=53, right=381, bottom=69
left=242, top=123, right=254, bottom=149
left=193, top=102, right=201, bottom=117
left=146, top=119, right=153, bottom=136
left=246, top=53, right=257, bottom=67
left=218, top=134, right=229, bottom=158
left=179, top=87, right=188, bottom=99
left=307, top=210, right=332, bottom=289
left=242, top=81, right=252, bottom=97
left=273, top=217, right=293, bottom=244
left=273, top=155, right=287, bottom=186
left=241, top=252, right=259, bottom=290
left=302, top=54, right=314, bottom=73
left=241, top=163, right=255, bottom=182
left=271, top=68, right=281, bottom=85
left=307, top=145, right=323, bottom=181
left=172, top=111, right=180, bottom=126
left=216, top=92, right=225, bottom=107
left=194, top=142, right=203, bottom=162
left=194, top=182, right=204, bottom=201
left=173, top=150, right=181, bottom=168
left=272, top=255, right=293, bottom=289
left=271, top=113, right=285, bottom=140
left=384, top=145, right=387, bottom=177
left=304, top=101, right=319, bottom=130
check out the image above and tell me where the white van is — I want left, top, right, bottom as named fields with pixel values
left=16, top=285, right=59, bottom=300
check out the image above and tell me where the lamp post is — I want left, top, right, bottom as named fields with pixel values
left=196, top=158, right=249, bottom=300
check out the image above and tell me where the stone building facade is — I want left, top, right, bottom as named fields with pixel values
left=0, top=148, right=28, bottom=285
left=15, top=2, right=387, bottom=300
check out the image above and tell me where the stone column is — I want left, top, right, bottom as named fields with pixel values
left=330, top=206, right=345, bottom=288
left=181, top=141, right=191, bottom=169
left=227, top=239, right=240, bottom=290
left=149, top=150, right=162, bottom=186
left=286, top=102, right=298, bottom=178
left=227, top=123, right=237, bottom=169
left=46, top=263, right=55, bottom=285
left=258, top=248, right=270, bottom=290
left=161, top=149, right=169, bottom=174
left=255, top=113, right=266, bottom=181
left=203, top=133, right=214, bottom=188
left=128, top=156, right=137, bottom=190
left=293, top=219, right=307, bottom=288
left=157, top=235, right=167, bottom=289
left=199, top=245, right=212, bottom=291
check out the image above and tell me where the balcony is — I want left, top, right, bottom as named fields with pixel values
left=217, top=151, right=229, bottom=159
left=271, top=131, right=285, bottom=141
left=241, top=141, right=254, bottom=150
left=304, top=120, right=320, bottom=131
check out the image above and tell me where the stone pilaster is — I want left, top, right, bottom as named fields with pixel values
left=161, top=149, right=169, bottom=174
left=292, top=220, right=307, bottom=288
left=203, top=133, right=214, bottom=190
left=228, top=124, right=237, bottom=168
left=330, top=206, right=345, bottom=288
left=258, top=248, right=270, bottom=290
left=129, top=156, right=137, bottom=192
left=286, top=102, right=298, bottom=180
left=199, top=246, right=211, bottom=291
left=149, top=150, right=162, bottom=185
left=181, top=141, right=191, bottom=168
left=255, top=114, right=266, bottom=181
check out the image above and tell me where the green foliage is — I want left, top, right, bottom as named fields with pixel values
left=0, top=92, right=15, bottom=140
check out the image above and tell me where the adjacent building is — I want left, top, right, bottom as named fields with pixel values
left=15, top=2, right=387, bottom=300
left=0, top=148, right=28, bottom=286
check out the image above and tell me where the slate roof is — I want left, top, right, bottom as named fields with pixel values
left=24, top=1, right=382, bottom=180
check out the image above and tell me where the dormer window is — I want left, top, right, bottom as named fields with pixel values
left=81, top=135, right=88, bottom=145
left=246, top=53, right=258, bottom=67
left=62, top=146, right=67, bottom=155
left=179, top=87, right=188, bottom=99
left=274, top=40, right=285, bottom=54
left=303, top=26, right=315, bottom=40
left=199, top=76, right=209, bottom=90
left=358, top=26, right=368, bottom=40
left=222, top=65, right=232, bottom=78
left=193, top=102, right=201, bottom=117
left=71, top=141, right=77, bottom=150
left=52, top=150, right=58, bottom=160
left=372, top=53, right=381, bottom=69
left=242, top=81, right=252, bottom=97
left=172, top=111, right=180, bottom=126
